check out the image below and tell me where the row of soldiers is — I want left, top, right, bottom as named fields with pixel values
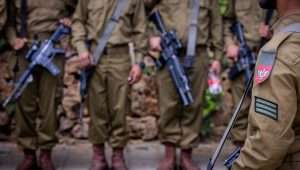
left=0, top=0, right=300, bottom=170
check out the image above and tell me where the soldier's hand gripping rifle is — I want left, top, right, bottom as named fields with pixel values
left=228, top=22, right=256, bottom=86
left=2, top=24, right=71, bottom=107
left=149, top=11, right=193, bottom=106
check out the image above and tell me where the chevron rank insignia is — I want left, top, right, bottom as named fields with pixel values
left=255, top=97, right=278, bottom=120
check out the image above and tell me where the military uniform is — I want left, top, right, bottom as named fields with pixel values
left=233, top=12, right=300, bottom=170
left=223, top=0, right=266, bottom=144
left=72, top=0, right=146, bottom=169
left=148, top=0, right=222, bottom=169
left=154, top=0, right=222, bottom=148
left=0, top=0, right=6, bottom=31
left=6, top=0, right=75, bottom=169
left=7, top=0, right=74, bottom=151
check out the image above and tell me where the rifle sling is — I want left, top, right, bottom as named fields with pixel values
left=92, top=0, right=129, bottom=65
left=20, top=0, right=28, bottom=38
left=184, top=0, right=200, bottom=68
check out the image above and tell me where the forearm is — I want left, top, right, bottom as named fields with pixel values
left=71, top=0, right=88, bottom=54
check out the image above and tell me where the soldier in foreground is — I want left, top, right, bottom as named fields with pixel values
left=223, top=0, right=273, bottom=147
left=233, top=0, right=300, bottom=169
left=148, top=0, right=223, bottom=169
left=72, top=0, right=146, bottom=169
left=5, top=0, right=74, bottom=169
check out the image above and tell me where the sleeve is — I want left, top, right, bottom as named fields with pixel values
left=5, top=0, right=17, bottom=46
left=223, top=0, right=236, bottom=49
left=0, top=0, right=6, bottom=31
left=131, top=0, right=147, bottom=64
left=209, top=0, right=224, bottom=60
left=71, top=0, right=89, bottom=54
left=233, top=42, right=298, bottom=170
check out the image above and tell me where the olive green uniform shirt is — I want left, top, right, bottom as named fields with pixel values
left=233, top=12, right=300, bottom=170
left=72, top=0, right=147, bottom=63
left=6, top=0, right=75, bottom=44
left=152, top=0, right=223, bottom=59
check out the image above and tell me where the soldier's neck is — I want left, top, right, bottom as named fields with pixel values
left=278, top=1, right=300, bottom=17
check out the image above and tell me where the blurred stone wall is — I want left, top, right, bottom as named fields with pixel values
left=0, top=51, right=14, bottom=140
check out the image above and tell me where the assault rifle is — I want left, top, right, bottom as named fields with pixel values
left=2, top=24, right=70, bottom=107
left=149, top=11, right=193, bottom=106
left=228, top=22, right=256, bottom=85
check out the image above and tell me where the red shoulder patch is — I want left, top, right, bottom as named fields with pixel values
left=255, top=64, right=272, bottom=85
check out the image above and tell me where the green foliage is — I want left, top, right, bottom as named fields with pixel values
left=201, top=89, right=223, bottom=138
left=218, top=0, right=229, bottom=16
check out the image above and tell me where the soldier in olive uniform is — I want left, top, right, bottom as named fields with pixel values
left=0, top=0, right=6, bottom=31
left=233, top=0, right=300, bottom=169
left=148, top=0, right=223, bottom=169
left=223, top=0, right=272, bottom=146
left=6, top=0, right=74, bottom=169
left=72, top=0, right=146, bottom=169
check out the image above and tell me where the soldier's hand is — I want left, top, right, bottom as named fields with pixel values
left=128, top=64, right=142, bottom=85
left=210, top=59, right=222, bottom=75
left=60, top=17, right=72, bottom=27
left=13, top=38, right=28, bottom=50
left=78, top=52, right=93, bottom=69
left=226, top=44, right=239, bottom=62
left=149, top=36, right=162, bottom=52
left=259, top=23, right=272, bottom=39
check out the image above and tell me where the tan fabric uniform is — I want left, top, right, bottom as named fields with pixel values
left=0, top=0, right=6, bottom=31
left=6, top=0, right=74, bottom=150
left=72, top=0, right=147, bottom=148
left=152, top=0, right=223, bottom=149
left=223, top=0, right=265, bottom=144
left=233, top=12, right=300, bottom=170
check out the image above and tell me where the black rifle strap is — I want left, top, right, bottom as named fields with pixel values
left=92, top=0, right=128, bottom=65
left=15, top=0, right=28, bottom=79
left=184, top=0, right=200, bottom=69
left=260, top=9, right=274, bottom=48
left=20, top=0, right=28, bottom=38
left=265, top=9, right=274, bottom=25
left=207, top=76, right=253, bottom=170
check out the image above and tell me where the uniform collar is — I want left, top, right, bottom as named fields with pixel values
left=273, top=11, right=300, bottom=34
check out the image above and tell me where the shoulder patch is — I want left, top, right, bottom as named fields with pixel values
left=255, top=32, right=293, bottom=85
left=255, top=96, right=278, bottom=121
left=255, top=51, right=275, bottom=85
